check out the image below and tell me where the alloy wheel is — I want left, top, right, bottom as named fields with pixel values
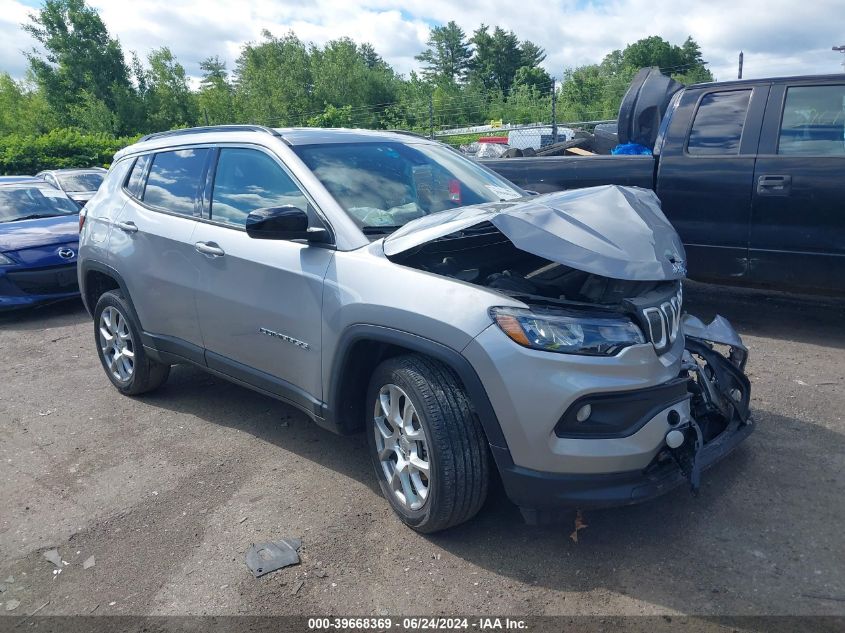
left=373, top=383, right=431, bottom=511
left=98, top=306, right=135, bottom=382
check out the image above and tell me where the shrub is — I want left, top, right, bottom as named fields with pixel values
left=0, top=128, right=138, bottom=174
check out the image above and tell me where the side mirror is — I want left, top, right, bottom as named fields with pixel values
left=245, top=206, right=330, bottom=243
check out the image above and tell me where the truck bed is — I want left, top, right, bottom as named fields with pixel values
left=482, top=155, right=655, bottom=194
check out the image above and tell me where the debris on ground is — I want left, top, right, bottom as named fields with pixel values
left=83, top=556, right=95, bottom=569
left=28, top=601, right=49, bottom=617
left=43, top=548, right=63, bottom=568
left=291, top=579, right=304, bottom=595
left=5, top=599, right=20, bottom=611
left=245, top=538, right=302, bottom=578
left=569, top=510, right=588, bottom=543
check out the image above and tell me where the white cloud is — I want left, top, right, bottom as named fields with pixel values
left=0, top=0, right=36, bottom=78
left=1, top=0, right=843, bottom=83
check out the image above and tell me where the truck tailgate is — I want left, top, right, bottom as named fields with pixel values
left=481, top=155, right=655, bottom=194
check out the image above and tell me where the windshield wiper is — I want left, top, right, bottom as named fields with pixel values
left=361, top=225, right=404, bottom=235
left=3, top=213, right=64, bottom=222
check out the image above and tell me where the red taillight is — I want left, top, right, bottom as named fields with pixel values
left=78, top=209, right=87, bottom=232
left=448, top=179, right=462, bottom=204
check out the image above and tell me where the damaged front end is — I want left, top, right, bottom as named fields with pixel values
left=667, top=314, right=752, bottom=494
left=384, top=185, right=752, bottom=506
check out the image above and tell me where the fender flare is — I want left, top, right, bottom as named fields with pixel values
left=326, top=324, right=510, bottom=451
left=78, top=260, right=139, bottom=324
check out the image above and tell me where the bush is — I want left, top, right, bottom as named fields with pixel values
left=0, top=128, right=138, bottom=174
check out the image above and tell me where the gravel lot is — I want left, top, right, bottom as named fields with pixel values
left=0, top=282, right=843, bottom=619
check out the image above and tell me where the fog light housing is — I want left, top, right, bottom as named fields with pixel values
left=576, top=404, right=592, bottom=423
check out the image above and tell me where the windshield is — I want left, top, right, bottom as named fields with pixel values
left=293, top=141, right=525, bottom=230
left=0, top=186, right=79, bottom=223
left=57, top=172, right=104, bottom=193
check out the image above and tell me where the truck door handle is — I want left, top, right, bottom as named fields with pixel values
left=757, top=174, right=792, bottom=196
left=116, top=220, right=138, bottom=233
left=194, top=241, right=225, bottom=257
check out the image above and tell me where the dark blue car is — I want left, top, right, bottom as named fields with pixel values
left=0, top=181, right=81, bottom=311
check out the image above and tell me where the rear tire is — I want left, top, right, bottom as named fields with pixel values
left=93, top=290, right=170, bottom=395
left=366, top=354, right=490, bottom=533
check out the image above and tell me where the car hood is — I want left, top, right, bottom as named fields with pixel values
left=0, top=214, right=79, bottom=252
left=383, top=185, right=686, bottom=281
left=617, top=67, right=684, bottom=148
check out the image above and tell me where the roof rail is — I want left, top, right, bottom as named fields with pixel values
left=138, top=125, right=279, bottom=143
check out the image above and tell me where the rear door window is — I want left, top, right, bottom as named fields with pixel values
left=210, top=148, right=308, bottom=227
left=687, top=90, right=751, bottom=155
left=142, top=148, right=210, bottom=216
left=778, top=85, right=845, bottom=156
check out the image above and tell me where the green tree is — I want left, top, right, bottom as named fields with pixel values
left=468, top=26, right=547, bottom=96
left=198, top=56, right=234, bottom=124
left=559, top=35, right=713, bottom=123
left=310, top=38, right=399, bottom=127
left=0, top=73, right=56, bottom=135
left=512, top=65, right=552, bottom=92
left=415, top=21, right=472, bottom=84
left=143, top=47, right=198, bottom=131
left=23, top=0, right=135, bottom=131
left=520, top=41, right=546, bottom=69
left=468, top=25, right=522, bottom=94
left=234, top=30, right=313, bottom=126
left=614, top=35, right=713, bottom=81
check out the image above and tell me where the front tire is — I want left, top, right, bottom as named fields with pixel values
left=93, top=290, right=170, bottom=395
left=366, top=355, right=490, bottom=533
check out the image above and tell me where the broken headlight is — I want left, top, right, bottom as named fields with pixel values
left=490, top=307, right=645, bottom=356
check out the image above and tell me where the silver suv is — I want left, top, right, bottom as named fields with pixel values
left=78, top=126, right=753, bottom=532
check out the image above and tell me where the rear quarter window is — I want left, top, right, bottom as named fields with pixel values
left=687, top=90, right=751, bottom=156
left=125, top=155, right=151, bottom=199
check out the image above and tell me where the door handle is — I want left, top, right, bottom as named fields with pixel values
left=757, top=174, right=792, bottom=196
left=116, top=220, right=138, bottom=233
left=194, top=241, right=225, bottom=257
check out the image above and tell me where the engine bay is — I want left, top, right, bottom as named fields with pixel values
left=387, top=222, right=676, bottom=310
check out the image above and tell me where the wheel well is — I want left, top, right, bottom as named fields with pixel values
left=333, top=339, right=480, bottom=435
left=333, top=340, right=408, bottom=433
left=84, top=270, right=120, bottom=312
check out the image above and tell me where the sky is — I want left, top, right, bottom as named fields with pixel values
left=1, top=0, right=843, bottom=84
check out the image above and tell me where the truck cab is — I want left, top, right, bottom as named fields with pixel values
left=486, top=72, right=845, bottom=294
left=657, top=75, right=845, bottom=291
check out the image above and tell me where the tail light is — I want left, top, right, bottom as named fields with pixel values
left=448, top=179, right=462, bottom=204
left=79, top=208, right=88, bottom=232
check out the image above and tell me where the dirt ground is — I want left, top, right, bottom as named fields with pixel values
left=0, top=282, right=843, bottom=619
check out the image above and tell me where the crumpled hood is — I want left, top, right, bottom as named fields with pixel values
left=384, top=185, right=686, bottom=281
left=0, top=214, right=79, bottom=252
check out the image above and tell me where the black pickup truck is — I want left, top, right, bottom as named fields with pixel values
left=485, top=69, right=845, bottom=294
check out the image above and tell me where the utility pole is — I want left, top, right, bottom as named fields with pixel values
left=550, top=77, right=558, bottom=143
left=738, top=51, right=743, bottom=79
left=834, top=45, right=845, bottom=71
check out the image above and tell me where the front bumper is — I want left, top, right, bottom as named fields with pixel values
left=495, top=416, right=753, bottom=523
left=0, top=264, right=80, bottom=311
left=466, top=312, right=753, bottom=520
